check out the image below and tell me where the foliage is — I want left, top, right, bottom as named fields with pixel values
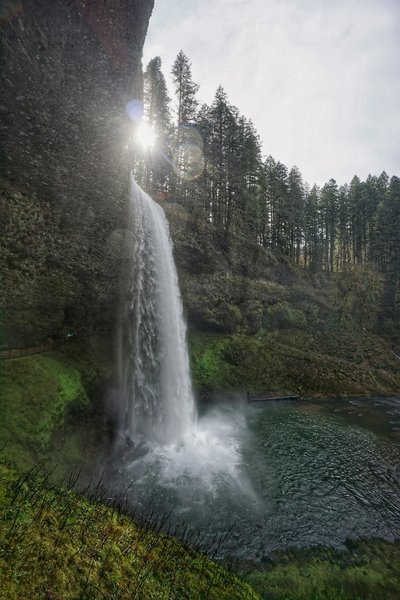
left=0, top=341, right=112, bottom=470
left=171, top=50, right=199, bottom=127
left=242, top=540, right=400, bottom=600
left=334, top=265, right=384, bottom=328
left=189, top=333, right=231, bottom=390
left=188, top=320, right=400, bottom=397
left=265, top=302, right=307, bottom=330
left=0, top=463, right=259, bottom=599
left=139, top=56, right=172, bottom=198
left=135, top=51, right=399, bottom=322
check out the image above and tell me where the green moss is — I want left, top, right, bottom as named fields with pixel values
left=189, top=333, right=281, bottom=393
left=189, top=333, right=232, bottom=389
left=0, top=341, right=113, bottom=470
left=0, top=353, right=88, bottom=467
left=264, top=302, right=307, bottom=330
left=188, top=326, right=400, bottom=397
left=0, top=464, right=259, bottom=599
left=243, top=540, right=400, bottom=600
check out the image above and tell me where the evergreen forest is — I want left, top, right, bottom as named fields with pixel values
left=136, top=51, right=400, bottom=320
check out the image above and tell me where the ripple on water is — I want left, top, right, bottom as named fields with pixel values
left=110, top=399, right=400, bottom=560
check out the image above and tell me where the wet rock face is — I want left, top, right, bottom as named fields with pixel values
left=0, top=0, right=154, bottom=200
left=0, top=0, right=154, bottom=347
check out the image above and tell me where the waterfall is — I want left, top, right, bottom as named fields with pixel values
left=111, top=175, right=249, bottom=537
left=117, top=175, right=196, bottom=446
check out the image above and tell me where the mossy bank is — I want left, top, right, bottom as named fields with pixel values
left=0, top=340, right=113, bottom=473
left=0, top=463, right=258, bottom=599
left=242, top=539, right=400, bottom=600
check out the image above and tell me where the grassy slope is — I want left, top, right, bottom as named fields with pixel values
left=0, top=340, right=112, bottom=471
left=242, top=540, right=400, bottom=600
left=0, top=464, right=258, bottom=600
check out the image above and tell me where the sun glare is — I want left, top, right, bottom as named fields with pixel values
left=135, top=120, right=157, bottom=150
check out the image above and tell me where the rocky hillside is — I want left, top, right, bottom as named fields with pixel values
left=0, top=0, right=154, bottom=348
left=165, top=203, right=400, bottom=397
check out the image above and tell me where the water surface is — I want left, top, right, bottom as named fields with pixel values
left=112, top=397, right=400, bottom=560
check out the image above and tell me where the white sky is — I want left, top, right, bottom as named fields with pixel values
left=143, top=0, right=400, bottom=187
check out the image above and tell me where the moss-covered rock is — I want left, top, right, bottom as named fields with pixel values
left=0, top=0, right=155, bottom=348
left=263, top=302, right=307, bottom=330
left=188, top=327, right=400, bottom=397
left=0, top=181, right=128, bottom=348
left=243, top=300, right=264, bottom=334
left=0, top=341, right=113, bottom=472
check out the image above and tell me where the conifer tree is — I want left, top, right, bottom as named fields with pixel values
left=171, top=50, right=199, bottom=127
left=375, top=176, right=400, bottom=317
left=170, top=51, right=200, bottom=203
left=337, top=184, right=350, bottom=270
left=304, top=185, right=322, bottom=272
left=265, top=159, right=290, bottom=255
left=320, top=179, right=338, bottom=272
left=288, top=166, right=305, bottom=264
left=143, top=56, right=171, bottom=196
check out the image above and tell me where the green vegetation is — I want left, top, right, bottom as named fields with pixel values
left=188, top=320, right=400, bottom=396
left=0, top=341, right=113, bottom=471
left=242, top=540, right=400, bottom=600
left=0, top=463, right=258, bottom=599
left=138, top=51, right=400, bottom=328
left=189, top=333, right=232, bottom=390
left=1, top=462, right=399, bottom=600
left=189, top=331, right=296, bottom=393
left=264, top=302, right=307, bottom=330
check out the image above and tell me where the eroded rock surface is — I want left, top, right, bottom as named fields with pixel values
left=0, top=0, right=154, bottom=347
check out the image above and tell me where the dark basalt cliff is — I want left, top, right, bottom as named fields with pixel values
left=0, top=0, right=154, bottom=347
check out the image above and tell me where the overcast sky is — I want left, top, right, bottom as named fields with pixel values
left=143, top=0, right=400, bottom=187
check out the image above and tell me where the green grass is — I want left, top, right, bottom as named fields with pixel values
left=0, top=463, right=259, bottom=600
left=242, top=541, right=400, bottom=600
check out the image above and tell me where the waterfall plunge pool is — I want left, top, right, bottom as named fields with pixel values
left=109, top=396, right=400, bottom=561
left=114, top=180, right=400, bottom=560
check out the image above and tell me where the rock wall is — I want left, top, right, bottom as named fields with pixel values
left=164, top=203, right=304, bottom=334
left=164, top=203, right=400, bottom=396
left=0, top=0, right=154, bottom=347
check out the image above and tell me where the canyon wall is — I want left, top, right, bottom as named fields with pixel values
left=0, top=0, right=154, bottom=347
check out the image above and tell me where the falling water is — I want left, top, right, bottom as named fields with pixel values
left=112, top=175, right=248, bottom=549
left=117, top=175, right=196, bottom=446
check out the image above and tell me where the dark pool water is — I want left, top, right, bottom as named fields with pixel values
left=112, top=397, right=400, bottom=560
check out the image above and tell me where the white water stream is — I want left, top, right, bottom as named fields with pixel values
left=117, top=175, right=196, bottom=445
left=113, top=176, right=248, bottom=543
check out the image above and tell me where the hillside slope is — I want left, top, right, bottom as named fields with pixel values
left=0, top=464, right=258, bottom=599
left=165, top=203, right=400, bottom=397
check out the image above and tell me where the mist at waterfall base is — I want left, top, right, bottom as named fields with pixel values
left=108, top=177, right=400, bottom=561
left=111, top=176, right=255, bottom=555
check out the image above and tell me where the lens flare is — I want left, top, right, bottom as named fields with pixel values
left=125, top=99, right=144, bottom=121
left=135, top=120, right=157, bottom=150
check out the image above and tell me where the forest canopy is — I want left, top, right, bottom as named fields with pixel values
left=133, top=51, right=400, bottom=320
